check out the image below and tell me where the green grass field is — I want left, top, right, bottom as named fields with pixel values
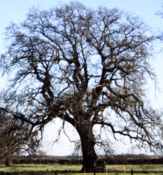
left=0, top=163, right=80, bottom=172
left=0, top=164, right=163, bottom=174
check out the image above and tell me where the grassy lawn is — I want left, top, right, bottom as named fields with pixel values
left=0, top=164, right=163, bottom=174
left=106, top=164, right=163, bottom=171
left=0, top=164, right=81, bottom=172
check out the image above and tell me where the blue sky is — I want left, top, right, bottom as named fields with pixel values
left=0, top=0, right=163, bottom=155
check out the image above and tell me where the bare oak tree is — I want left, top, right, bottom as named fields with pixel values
left=0, top=2, right=162, bottom=171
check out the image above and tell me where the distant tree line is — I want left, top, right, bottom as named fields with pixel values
left=2, top=154, right=163, bottom=165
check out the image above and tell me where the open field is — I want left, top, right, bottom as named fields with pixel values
left=0, top=163, right=81, bottom=172
left=0, top=164, right=163, bottom=174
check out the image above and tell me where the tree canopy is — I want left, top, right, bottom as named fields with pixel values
left=0, top=2, right=162, bottom=172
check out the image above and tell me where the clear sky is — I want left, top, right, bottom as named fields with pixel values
left=0, top=0, right=163, bottom=155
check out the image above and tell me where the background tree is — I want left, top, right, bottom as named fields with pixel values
left=0, top=2, right=162, bottom=172
left=0, top=107, right=40, bottom=166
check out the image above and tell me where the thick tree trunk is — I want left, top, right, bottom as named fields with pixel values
left=80, top=134, right=97, bottom=172
left=77, top=124, right=105, bottom=172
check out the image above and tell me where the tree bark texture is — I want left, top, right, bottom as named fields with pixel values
left=77, top=123, right=105, bottom=172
